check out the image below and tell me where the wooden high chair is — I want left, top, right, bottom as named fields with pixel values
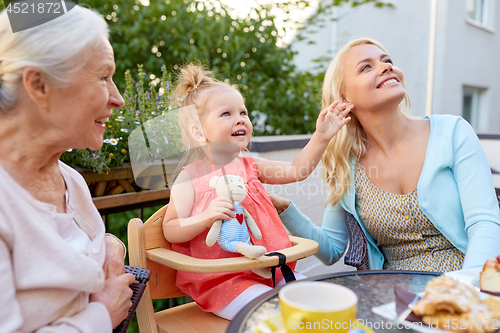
left=127, top=204, right=319, bottom=333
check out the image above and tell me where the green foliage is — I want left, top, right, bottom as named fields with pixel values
left=105, top=206, right=157, bottom=333
left=74, top=0, right=386, bottom=135
left=60, top=64, right=177, bottom=173
left=78, top=0, right=326, bottom=135
left=105, top=205, right=189, bottom=333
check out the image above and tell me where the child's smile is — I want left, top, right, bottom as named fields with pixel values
left=232, top=130, right=246, bottom=137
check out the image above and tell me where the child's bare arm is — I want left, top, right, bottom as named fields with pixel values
left=162, top=170, right=236, bottom=243
left=255, top=101, right=351, bottom=184
left=162, top=170, right=200, bottom=243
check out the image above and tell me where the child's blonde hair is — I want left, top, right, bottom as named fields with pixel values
left=321, top=38, right=411, bottom=206
left=175, top=63, right=235, bottom=113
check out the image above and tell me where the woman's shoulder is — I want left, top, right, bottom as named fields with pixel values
left=58, top=161, right=99, bottom=202
left=427, top=114, right=475, bottom=139
left=58, top=161, right=88, bottom=185
left=427, top=114, right=469, bottom=127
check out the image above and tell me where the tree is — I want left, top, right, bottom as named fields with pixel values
left=1, top=0, right=383, bottom=135
left=75, top=0, right=327, bottom=135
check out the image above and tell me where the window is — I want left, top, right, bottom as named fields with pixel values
left=466, top=0, right=496, bottom=28
left=462, top=86, right=488, bottom=131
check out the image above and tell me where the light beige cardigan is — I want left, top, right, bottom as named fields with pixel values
left=0, top=161, right=112, bottom=333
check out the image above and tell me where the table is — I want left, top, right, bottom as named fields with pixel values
left=227, top=270, right=442, bottom=333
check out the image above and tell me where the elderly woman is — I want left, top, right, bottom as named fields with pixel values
left=0, top=5, right=135, bottom=333
left=271, top=38, right=500, bottom=272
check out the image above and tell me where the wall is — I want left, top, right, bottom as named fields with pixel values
left=433, top=0, right=500, bottom=131
left=290, top=0, right=500, bottom=131
left=292, top=0, right=430, bottom=117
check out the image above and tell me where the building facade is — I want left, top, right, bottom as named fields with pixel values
left=292, top=0, right=500, bottom=133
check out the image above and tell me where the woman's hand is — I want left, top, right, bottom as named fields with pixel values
left=315, top=101, right=353, bottom=142
left=268, top=193, right=290, bottom=215
left=90, top=273, right=135, bottom=328
left=103, top=235, right=126, bottom=279
left=201, top=197, right=236, bottom=227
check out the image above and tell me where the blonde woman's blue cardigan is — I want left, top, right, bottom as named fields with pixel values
left=281, top=115, right=500, bottom=270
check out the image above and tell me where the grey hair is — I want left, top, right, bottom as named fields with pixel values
left=0, top=5, right=109, bottom=113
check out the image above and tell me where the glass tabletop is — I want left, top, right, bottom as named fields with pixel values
left=227, top=270, right=442, bottom=333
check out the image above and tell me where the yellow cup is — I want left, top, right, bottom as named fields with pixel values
left=279, top=281, right=358, bottom=333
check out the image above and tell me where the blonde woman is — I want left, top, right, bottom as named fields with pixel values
left=271, top=38, right=500, bottom=272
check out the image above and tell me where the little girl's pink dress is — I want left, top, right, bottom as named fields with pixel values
left=172, top=156, right=296, bottom=312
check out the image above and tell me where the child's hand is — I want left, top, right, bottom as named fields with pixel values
left=202, top=197, right=236, bottom=226
left=315, top=101, right=352, bottom=142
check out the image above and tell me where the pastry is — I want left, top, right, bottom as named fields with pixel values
left=410, top=276, right=500, bottom=332
left=480, top=257, right=500, bottom=296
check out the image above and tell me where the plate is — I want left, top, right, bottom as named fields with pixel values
left=445, top=267, right=500, bottom=300
left=372, top=302, right=443, bottom=333
left=372, top=268, right=500, bottom=332
left=444, top=267, right=481, bottom=289
left=254, top=313, right=375, bottom=333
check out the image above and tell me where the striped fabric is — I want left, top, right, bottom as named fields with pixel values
left=217, top=202, right=251, bottom=252
left=354, top=162, right=464, bottom=272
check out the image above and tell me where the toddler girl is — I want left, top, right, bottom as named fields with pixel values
left=162, top=63, right=351, bottom=320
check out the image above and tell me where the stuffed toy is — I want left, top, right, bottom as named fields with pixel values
left=206, top=174, right=271, bottom=278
